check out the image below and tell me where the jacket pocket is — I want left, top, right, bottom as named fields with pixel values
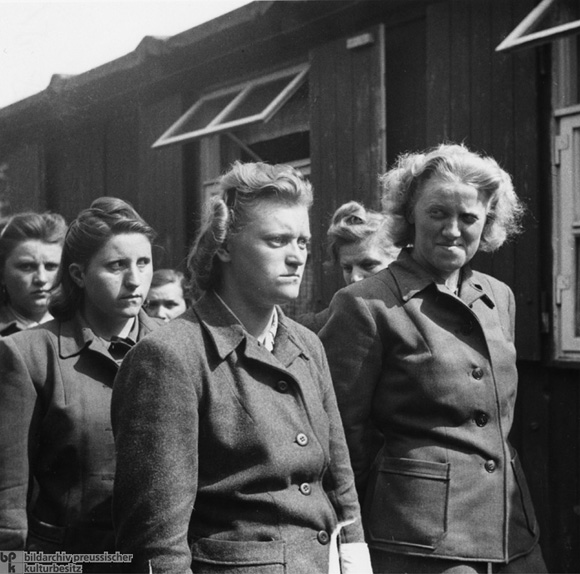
left=365, top=457, right=450, bottom=550
left=191, top=537, right=285, bottom=574
left=511, top=452, right=538, bottom=536
left=26, top=515, right=66, bottom=552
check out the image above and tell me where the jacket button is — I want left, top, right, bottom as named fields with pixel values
left=475, top=411, right=489, bottom=427
left=296, top=433, right=309, bottom=446
left=299, top=482, right=311, bottom=495
left=277, top=380, right=289, bottom=392
left=484, top=460, right=496, bottom=473
left=472, top=367, right=484, bottom=380
left=317, top=530, right=330, bottom=545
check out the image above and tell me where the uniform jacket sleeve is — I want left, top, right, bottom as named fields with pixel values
left=319, top=287, right=385, bottom=500
left=112, top=333, right=199, bottom=574
left=0, top=337, right=38, bottom=549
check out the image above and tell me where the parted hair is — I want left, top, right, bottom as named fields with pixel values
left=187, top=161, right=313, bottom=294
left=49, top=197, right=156, bottom=321
left=0, top=211, right=67, bottom=303
left=380, top=143, right=524, bottom=252
left=326, top=201, right=398, bottom=265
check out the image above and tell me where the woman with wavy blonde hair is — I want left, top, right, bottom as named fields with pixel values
left=320, top=143, right=546, bottom=573
left=112, top=161, right=371, bottom=574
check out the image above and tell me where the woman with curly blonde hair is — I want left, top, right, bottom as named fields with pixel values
left=320, top=143, right=546, bottom=573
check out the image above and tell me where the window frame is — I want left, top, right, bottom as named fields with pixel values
left=152, top=63, right=309, bottom=149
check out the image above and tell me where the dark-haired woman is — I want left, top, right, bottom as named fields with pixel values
left=0, top=197, right=159, bottom=563
left=112, top=162, right=371, bottom=574
left=0, top=212, right=67, bottom=336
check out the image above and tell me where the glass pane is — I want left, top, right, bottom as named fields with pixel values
left=222, top=76, right=295, bottom=123
left=176, top=92, right=239, bottom=135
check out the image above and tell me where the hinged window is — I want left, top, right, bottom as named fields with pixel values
left=553, top=109, right=580, bottom=361
left=152, top=64, right=309, bottom=149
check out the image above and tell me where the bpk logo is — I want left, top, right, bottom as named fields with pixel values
left=0, top=551, right=23, bottom=574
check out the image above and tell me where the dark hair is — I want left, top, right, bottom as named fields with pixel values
left=49, top=197, right=156, bottom=320
left=380, top=143, right=525, bottom=251
left=187, top=161, right=313, bottom=294
left=326, top=201, right=398, bottom=265
left=149, top=268, right=191, bottom=302
left=0, top=212, right=67, bottom=303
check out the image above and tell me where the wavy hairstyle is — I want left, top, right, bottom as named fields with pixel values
left=49, top=197, right=156, bottom=321
left=0, top=211, right=67, bottom=303
left=380, top=143, right=524, bottom=252
left=326, top=201, right=399, bottom=265
left=187, top=161, right=313, bottom=294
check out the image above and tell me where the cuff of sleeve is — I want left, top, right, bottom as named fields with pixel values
left=339, top=542, right=373, bottom=574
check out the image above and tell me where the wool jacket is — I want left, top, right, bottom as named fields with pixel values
left=319, top=249, right=540, bottom=563
left=111, top=291, right=364, bottom=574
left=0, top=310, right=159, bottom=556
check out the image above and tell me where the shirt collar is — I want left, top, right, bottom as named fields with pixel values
left=193, top=291, right=306, bottom=364
left=212, top=291, right=279, bottom=353
left=389, top=248, right=495, bottom=309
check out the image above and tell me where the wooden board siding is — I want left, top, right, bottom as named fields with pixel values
left=426, top=0, right=540, bottom=361
left=137, top=94, right=185, bottom=270
left=310, top=23, right=386, bottom=309
left=3, top=142, right=45, bottom=213
left=46, top=122, right=106, bottom=222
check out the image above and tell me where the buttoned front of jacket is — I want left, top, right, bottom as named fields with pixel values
left=319, top=250, right=539, bottom=563
left=0, top=310, right=158, bottom=555
left=112, top=291, right=364, bottom=574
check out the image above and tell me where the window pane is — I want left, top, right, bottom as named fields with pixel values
left=177, top=92, right=239, bottom=134
left=223, top=76, right=296, bottom=123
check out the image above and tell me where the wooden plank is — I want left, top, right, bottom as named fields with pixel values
left=3, top=142, right=45, bottom=213
left=137, top=94, right=185, bottom=270
left=449, top=0, right=472, bottom=142
left=426, top=2, right=451, bottom=144
left=512, top=0, right=541, bottom=360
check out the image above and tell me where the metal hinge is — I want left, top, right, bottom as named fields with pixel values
left=554, top=134, right=569, bottom=166
left=555, top=274, right=570, bottom=306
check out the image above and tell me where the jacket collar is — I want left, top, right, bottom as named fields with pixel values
left=389, top=248, right=495, bottom=309
left=193, top=290, right=310, bottom=367
left=58, top=309, right=158, bottom=359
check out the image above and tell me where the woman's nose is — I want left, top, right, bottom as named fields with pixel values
left=33, top=266, right=48, bottom=284
left=442, top=218, right=461, bottom=237
left=287, top=242, right=307, bottom=265
left=124, top=266, right=141, bottom=287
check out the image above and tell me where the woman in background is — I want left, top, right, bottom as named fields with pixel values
left=112, top=161, right=371, bottom=574
left=320, top=144, right=546, bottom=573
left=144, top=268, right=189, bottom=322
left=0, top=197, right=158, bottom=566
left=299, top=201, right=398, bottom=332
left=0, top=211, right=66, bottom=336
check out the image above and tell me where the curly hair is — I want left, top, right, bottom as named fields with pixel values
left=326, top=201, right=398, bottom=265
left=380, top=143, right=524, bottom=252
left=187, top=161, right=313, bottom=294
left=49, top=197, right=156, bottom=321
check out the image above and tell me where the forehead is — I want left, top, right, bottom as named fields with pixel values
left=7, top=239, right=62, bottom=260
left=339, top=235, right=384, bottom=262
left=93, top=233, right=152, bottom=259
left=416, top=176, right=485, bottom=207
left=147, top=282, right=183, bottom=300
left=242, top=200, right=310, bottom=231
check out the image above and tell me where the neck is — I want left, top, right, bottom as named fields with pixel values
left=215, top=286, right=274, bottom=339
left=9, top=304, right=50, bottom=326
left=82, top=307, right=135, bottom=341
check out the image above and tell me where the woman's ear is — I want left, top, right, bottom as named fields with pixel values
left=216, top=244, right=231, bottom=263
left=68, top=263, right=85, bottom=288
